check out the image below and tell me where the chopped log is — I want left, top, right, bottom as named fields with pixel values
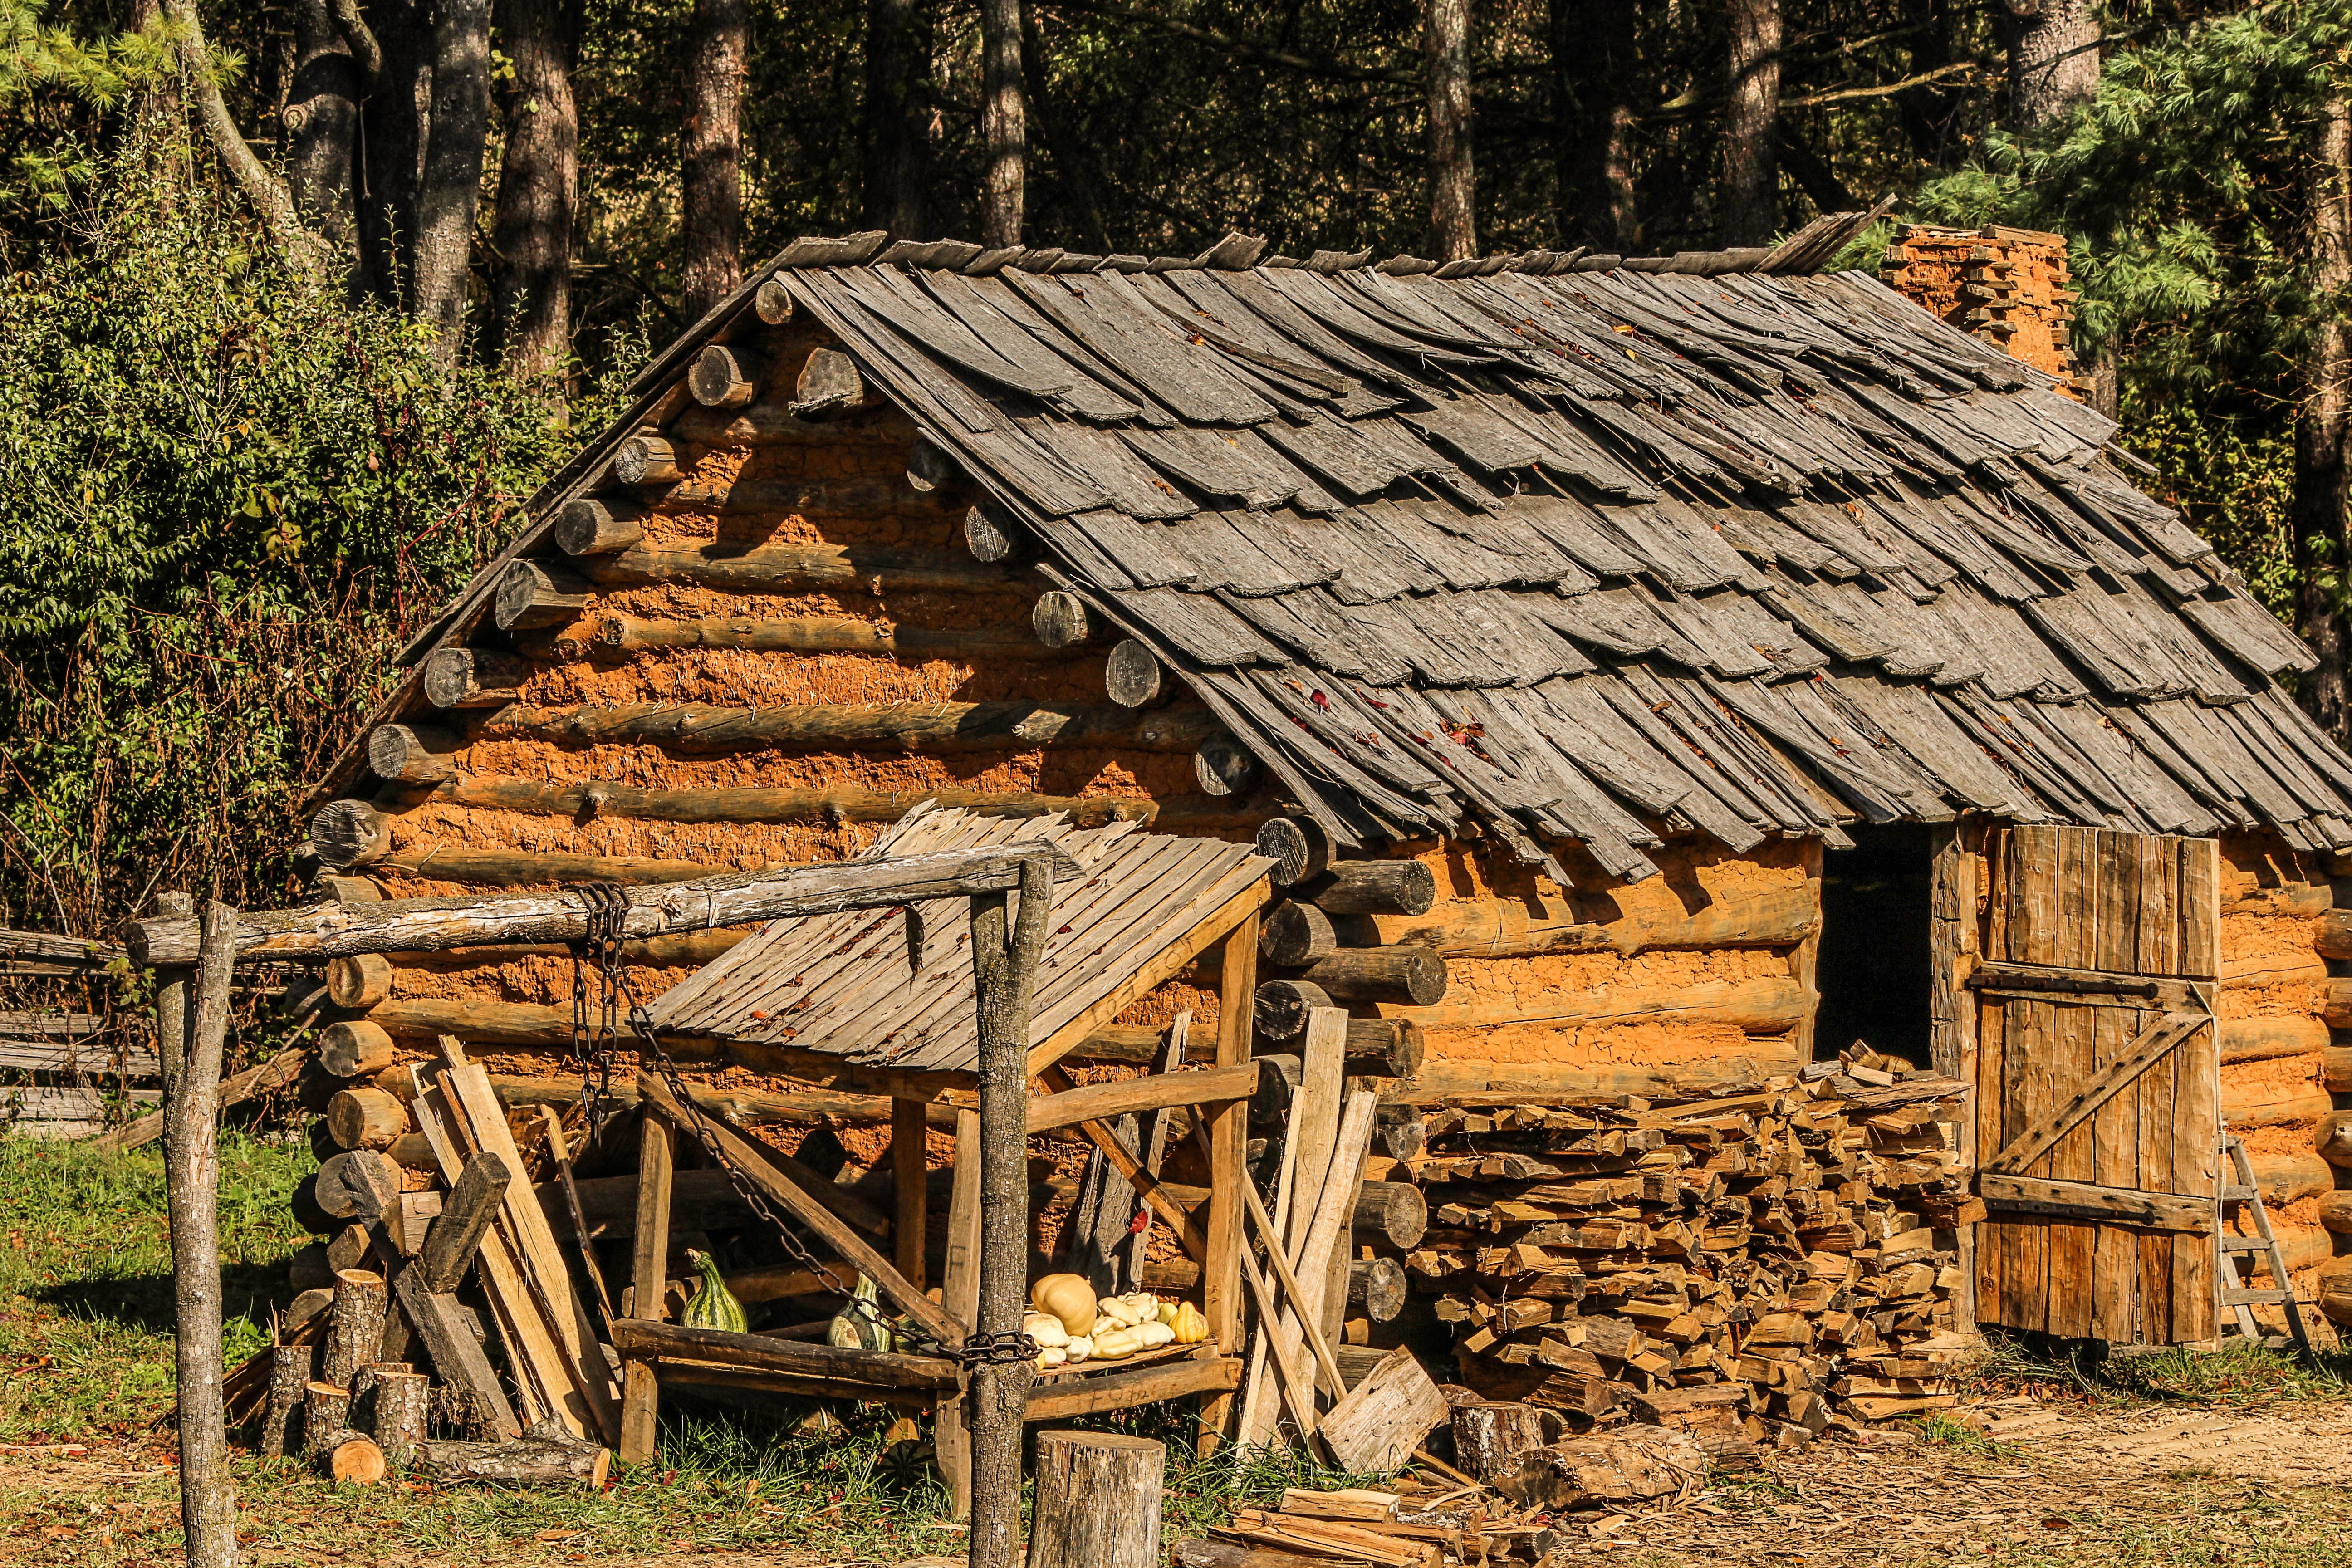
left=1195, top=735, right=1259, bottom=797
left=1317, top=1347, right=1449, bottom=1473
left=495, top=561, right=594, bottom=632
left=2325, top=1046, right=2352, bottom=1093
left=1261, top=902, right=1338, bottom=967
left=2318, top=908, right=2352, bottom=960
left=1348, top=1257, right=1408, bottom=1323
left=422, top=647, right=533, bottom=709
left=260, top=1344, right=315, bottom=1459
left=318, top=1430, right=387, bottom=1485
left=1029, top=1431, right=1164, bottom=1568
left=573, top=540, right=1021, bottom=596
left=410, top=1425, right=612, bottom=1487
left=2322, top=1112, right=2352, bottom=1169
left=553, top=497, right=645, bottom=556
left=367, top=725, right=461, bottom=785
left=314, top=1151, right=402, bottom=1220
left=311, top=801, right=391, bottom=870
left=1303, top=861, right=1437, bottom=917
left=326, top=1224, right=375, bottom=1274
left=325, top=954, right=395, bottom=1010
left=375, top=846, right=729, bottom=889
left=1255, top=980, right=1333, bottom=1041
left=319, top=1020, right=398, bottom=1078
left=1367, top=882, right=1817, bottom=958
left=320, top=1269, right=389, bottom=1388
left=1256, top=817, right=1334, bottom=887
left=1451, top=1399, right=1556, bottom=1482
left=423, top=1151, right=514, bottom=1292
left=965, top=504, right=1019, bottom=562
left=1105, top=640, right=1164, bottom=707
left=588, top=612, right=1039, bottom=661
left=1353, top=1182, right=1428, bottom=1249
left=906, top=435, right=969, bottom=494
left=690, top=343, right=764, bottom=408
left=1068, top=1017, right=1419, bottom=1077
left=792, top=347, right=865, bottom=415
left=476, top=698, right=1220, bottom=756
left=370, top=1369, right=429, bottom=1469
left=1299, top=946, right=1448, bottom=1006
left=1391, top=974, right=1809, bottom=1035
left=303, top=1384, right=351, bottom=1456
left=1032, top=590, right=1093, bottom=648
left=613, top=434, right=684, bottom=485
left=327, top=1088, right=413, bottom=1151
left=125, top=841, right=1082, bottom=966
left=1375, top=1104, right=1426, bottom=1161
left=1494, top=1426, right=1710, bottom=1509
left=754, top=277, right=793, bottom=323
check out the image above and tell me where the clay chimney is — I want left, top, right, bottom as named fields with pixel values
left=1882, top=224, right=2085, bottom=397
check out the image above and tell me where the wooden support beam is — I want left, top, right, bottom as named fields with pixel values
left=635, top=1071, right=965, bottom=1347
left=1032, top=590, right=1093, bottom=648
left=372, top=847, right=735, bottom=890
left=494, top=562, right=593, bottom=632
left=1361, top=883, right=1818, bottom=958
left=422, top=773, right=1254, bottom=831
left=1068, top=1017, right=1420, bottom=1078
left=1196, top=911, right=1257, bottom=1453
left=893, top=1097, right=930, bottom=1292
left=689, top=343, right=764, bottom=408
left=569, top=541, right=1022, bottom=597
left=1301, top=861, right=1436, bottom=916
left=1025, top=1062, right=1257, bottom=1134
left=475, top=699, right=1220, bottom=757
left=588, top=613, right=1046, bottom=661
left=552, top=498, right=644, bottom=556
left=620, top=1112, right=674, bottom=1464
left=614, top=435, right=685, bottom=485
left=368, top=725, right=462, bottom=785
left=1294, top=946, right=1448, bottom=1006
left=1375, top=974, right=1812, bottom=1035
left=125, top=842, right=1083, bottom=966
left=311, top=800, right=392, bottom=869
left=610, top=1318, right=959, bottom=1390
left=422, top=648, right=533, bottom=709
left=1037, top=1065, right=1211, bottom=1262
left=937, top=1107, right=981, bottom=1520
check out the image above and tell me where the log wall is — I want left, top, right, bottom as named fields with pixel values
left=2216, top=832, right=2350, bottom=1329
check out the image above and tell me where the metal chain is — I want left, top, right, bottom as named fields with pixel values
left=565, top=887, right=1031, bottom=1367
left=565, top=883, right=627, bottom=1147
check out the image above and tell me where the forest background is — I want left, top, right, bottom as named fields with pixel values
left=0, top=0, right=2343, bottom=944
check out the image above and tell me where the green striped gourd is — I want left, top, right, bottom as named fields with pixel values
left=682, top=1249, right=747, bottom=1333
left=826, top=1274, right=896, bottom=1352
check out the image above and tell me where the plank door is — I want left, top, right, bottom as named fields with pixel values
left=1970, top=824, right=2219, bottom=1346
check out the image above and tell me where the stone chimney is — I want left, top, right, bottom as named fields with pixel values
left=1882, top=224, right=2084, bottom=397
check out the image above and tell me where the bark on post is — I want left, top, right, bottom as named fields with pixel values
left=1722, top=0, right=1782, bottom=245
left=321, top=1269, right=391, bottom=1387
left=2298, top=89, right=2352, bottom=740
left=167, top=900, right=239, bottom=1568
left=964, top=859, right=1052, bottom=1568
left=683, top=0, right=749, bottom=318
left=979, top=0, right=1026, bottom=248
left=1029, top=1431, right=1164, bottom=1568
left=1424, top=0, right=1476, bottom=262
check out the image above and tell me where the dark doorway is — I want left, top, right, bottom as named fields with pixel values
left=1811, top=823, right=1934, bottom=1065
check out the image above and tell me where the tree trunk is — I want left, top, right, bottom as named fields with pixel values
left=167, top=902, right=239, bottom=1568
left=356, top=0, right=433, bottom=310
left=163, top=0, right=322, bottom=263
left=2297, top=91, right=2352, bottom=741
left=979, top=0, right=1025, bottom=248
left=1425, top=0, right=1476, bottom=262
left=287, top=0, right=362, bottom=252
left=415, top=0, right=491, bottom=355
left=1721, top=0, right=1781, bottom=245
left=863, top=0, right=932, bottom=237
left=683, top=0, right=749, bottom=319
left=2002, top=0, right=2100, bottom=132
left=1549, top=0, right=1637, bottom=250
left=1028, top=1432, right=1163, bottom=1568
left=492, top=0, right=583, bottom=389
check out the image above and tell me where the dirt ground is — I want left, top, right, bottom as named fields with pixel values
left=10, top=1393, right=2352, bottom=1567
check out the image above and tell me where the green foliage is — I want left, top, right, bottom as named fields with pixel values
left=2121, top=407, right=2299, bottom=615
left=0, top=153, right=629, bottom=930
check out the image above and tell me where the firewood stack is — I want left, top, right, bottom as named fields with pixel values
left=1385, top=1053, right=1980, bottom=1452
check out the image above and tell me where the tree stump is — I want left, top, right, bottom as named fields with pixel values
left=370, top=1370, right=431, bottom=1470
left=320, top=1269, right=388, bottom=1388
left=1029, top=1431, right=1164, bottom=1568
left=303, top=1384, right=351, bottom=1458
left=1451, top=1398, right=1559, bottom=1482
left=259, top=1344, right=314, bottom=1459
left=317, top=1431, right=387, bottom=1486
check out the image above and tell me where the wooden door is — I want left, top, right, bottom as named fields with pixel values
left=1968, top=824, right=2219, bottom=1346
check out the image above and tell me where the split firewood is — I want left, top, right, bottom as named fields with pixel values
left=1491, top=1425, right=1709, bottom=1510
left=316, top=1430, right=387, bottom=1486
left=410, top=1419, right=612, bottom=1487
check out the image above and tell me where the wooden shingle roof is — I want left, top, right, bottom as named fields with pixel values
left=645, top=804, right=1269, bottom=1073
left=759, top=235, right=2348, bottom=879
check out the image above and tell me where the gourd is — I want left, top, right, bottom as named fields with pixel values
left=1034, top=1345, right=1068, bottom=1368
left=1134, top=1320, right=1176, bottom=1349
left=682, top=1250, right=748, bottom=1334
left=1098, top=1292, right=1159, bottom=1328
left=1168, top=1301, right=1210, bottom=1344
left=1066, top=1335, right=1094, bottom=1363
left=1090, top=1326, right=1144, bottom=1361
left=825, top=1274, right=896, bottom=1352
left=1022, top=1311, right=1070, bottom=1349
left=1030, top=1273, right=1098, bottom=1337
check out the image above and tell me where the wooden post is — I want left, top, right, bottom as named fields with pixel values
left=1791, top=836, right=1825, bottom=1060
left=1029, top=1431, right=1164, bottom=1568
left=166, top=899, right=238, bottom=1568
left=1196, top=910, right=1257, bottom=1455
left=260, top=1343, right=314, bottom=1458
left=965, top=860, right=1053, bottom=1568
left=935, top=1107, right=982, bottom=1520
left=619, top=1113, right=674, bottom=1465
left=1930, top=823, right=1982, bottom=1342
left=372, top=1367, right=431, bottom=1470
left=320, top=1268, right=390, bottom=1388
left=893, top=1095, right=930, bottom=1290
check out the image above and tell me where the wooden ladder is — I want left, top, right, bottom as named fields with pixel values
left=2217, top=1132, right=2311, bottom=1351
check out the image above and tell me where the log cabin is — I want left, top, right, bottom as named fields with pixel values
left=280, top=212, right=2352, bottom=1375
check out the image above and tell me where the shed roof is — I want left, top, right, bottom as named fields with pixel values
left=645, top=803, right=1269, bottom=1074
left=349, top=217, right=2352, bottom=880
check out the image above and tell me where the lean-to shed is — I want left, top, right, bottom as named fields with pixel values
left=294, top=214, right=2352, bottom=1357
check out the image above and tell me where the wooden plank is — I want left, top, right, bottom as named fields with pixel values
left=936, top=1107, right=981, bottom=1522
left=370, top=1227, right=522, bottom=1440
left=2172, top=842, right=2221, bottom=1342
left=1022, top=1352, right=1241, bottom=1422
left=1980, top=1173, right=2214, bottom=1232
left=893, top=1097, right=930, bottom=1291
left=2089, top=844, right=2142, bottom=1346
left=1965, top=960, right=2189, bottom=1004
left=1205, top=913, right=1255, bottom=1354
left=634, top=1070, right=966, bottom=1348
left=1316, top=1348, right=1448, bottom=1475
left=1976, top=983, right=2008, bottom=1332
left=609, top=1319, right=959, bottom=1390
left=2043, top=995, right=2096, bottom=1342
left=1026, top=875, right=1270, bottom=1076
left=434, top=1046, right=623, bottom=1444
left=1982, top=1012, right=2205, bottom=1176
left=621, top=1113, right=675, bottom=1464
left=1127, top=1014, right=1191, bottom=1291
left=1239, top=1003, right=1344, bottom=1451
left=408, top=1071, right=568, bottom=1431
left=0, top=1039, right=155, bottom=1076
left=2136, top=833, right=2180, bottom=1344
left=2000, top=1000, right=2048, bottom=1335
left=1790, top=838, right=1823, bottom=1060
left=1025, top=1061, right=1257, bottom=1134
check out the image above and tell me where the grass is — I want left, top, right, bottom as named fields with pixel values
left=1959, top=1332, right=2352, bottom=1413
